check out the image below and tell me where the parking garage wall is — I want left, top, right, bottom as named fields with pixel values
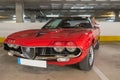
left=0, top=22, right=120, bottom=42
left=99, top=22, right=120, bottom=41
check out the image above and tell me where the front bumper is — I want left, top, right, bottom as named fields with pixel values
left=4, top=43, right=89, bottom=66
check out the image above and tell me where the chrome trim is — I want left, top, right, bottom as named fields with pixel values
left=41, top=48, right=46, bottom=55
left=5, top=43, right=83, bottom=60
left=21, top=47, right=36, bottom=59
left=20, top=46, right=82, bottom=60
left=8, top=50, right=24, bottom=57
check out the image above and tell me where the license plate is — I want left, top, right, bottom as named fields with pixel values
left=18, top=58, right=47, bottom=68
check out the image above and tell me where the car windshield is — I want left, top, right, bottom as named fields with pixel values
left=42, top=17, right=91, bottom=29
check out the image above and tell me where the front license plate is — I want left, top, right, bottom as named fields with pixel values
left=18, top=58, right=47, bottom=68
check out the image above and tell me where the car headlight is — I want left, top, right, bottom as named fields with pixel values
left=66, top=47, right=77, bottom=52
left=7, top=44, right=14, bottom=48
left=7, top=44, right=19, bottom=49
left=53, top=47, right=65, bottom=53
left=13, top=45, right=19, bottom=49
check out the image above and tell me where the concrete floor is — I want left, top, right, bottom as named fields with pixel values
left=0, top=42, right=120, bottom=80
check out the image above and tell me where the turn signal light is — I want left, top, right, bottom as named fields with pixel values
left=66, top=41, right=76, bottom=47
left=52, top=41, right=76, bottom=47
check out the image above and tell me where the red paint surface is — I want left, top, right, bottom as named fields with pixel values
left=4, top=26, right=100, bottom=65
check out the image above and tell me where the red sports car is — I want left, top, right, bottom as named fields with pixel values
left=4, top=17, right=100, bottom=71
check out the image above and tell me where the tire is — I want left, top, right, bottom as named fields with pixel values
left=78, top=45, right=94, bottom=71
left=94, top=40, right=100, bottom=49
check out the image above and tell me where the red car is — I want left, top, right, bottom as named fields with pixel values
left=4, top=17, right=100, bottom=71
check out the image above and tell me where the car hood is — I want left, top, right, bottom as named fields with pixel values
left=7, top=28, right=91, bottom=39
left=5, top=28, right=91, bottom=46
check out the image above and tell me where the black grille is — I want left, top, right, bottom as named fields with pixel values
left=36, top=47, right=80, bottom=56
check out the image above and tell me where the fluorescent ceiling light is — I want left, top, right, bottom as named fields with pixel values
left=46, top=14, right=59, bottom=17
left=96, top=0, right=107, bottom=1
left=88, top=4, right=97, bottom=6
left=78, top=10, right=86, bottom=12
left=71, top=6, right=94, bottom=9
left=78, top=15, right=91, bottom=17
left=66, top=0, right=77, bottom=1
left=101, top=3, right=110, bottom=6
left=51, top=4, right=61, bottom=6
left=40, top=5, right=49, bottom=8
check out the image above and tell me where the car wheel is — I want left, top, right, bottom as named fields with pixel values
left=78, top=45, right=94, bottom=71
left=94, top=40, right=100, bottom=49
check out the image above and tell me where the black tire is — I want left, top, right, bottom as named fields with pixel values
left=94, top=40, right=100, bottom=49
left=78, top=45, right=94, bottom=71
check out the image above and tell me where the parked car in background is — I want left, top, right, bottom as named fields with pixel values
left=4, top=16, right=100, bottom=71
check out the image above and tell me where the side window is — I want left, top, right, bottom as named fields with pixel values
left=80, top=20, right=92, bottom=28
left=47, top=19, right=62, bottom=28
left=44, top=19, right=62, bottom=29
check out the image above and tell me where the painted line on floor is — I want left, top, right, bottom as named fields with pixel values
left=93, top=66, right=109, bottom=80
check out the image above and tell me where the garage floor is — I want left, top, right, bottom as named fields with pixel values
left=0, top=42, right=120, bottom=80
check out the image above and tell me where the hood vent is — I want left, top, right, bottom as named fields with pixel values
left=36, top=32, right=47, bottom=37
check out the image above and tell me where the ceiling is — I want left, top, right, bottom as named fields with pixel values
left=26, top=0, right=120, bottom=10
left=0, top=0, right=120, bottom=19
left=0, top=0, right=119, bottom=9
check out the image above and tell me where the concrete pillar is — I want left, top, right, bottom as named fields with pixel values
left=16, top=0, right=24, bottom=23
left=31, top=14, right=36, bottom=22
left=114, top=10, right=119, bottom=22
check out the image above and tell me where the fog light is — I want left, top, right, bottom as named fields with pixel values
left=8, top=52, right=14, bottom=56
left=57, top=57, right=70, bottom=62
left=7, top=44, right=14, bottom=48
left=13, top=45, right=19, bottom=49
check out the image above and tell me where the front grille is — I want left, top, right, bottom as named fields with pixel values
left=21, top=47, right=36, bottom=59
left=36, top=47, right=80, bottom=56
left=21, top=47, right=81, bottom=60
left=4, top=43, right=82, bottom=60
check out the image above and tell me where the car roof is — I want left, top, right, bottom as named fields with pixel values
left=52, top=17, right=90, bottom=20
